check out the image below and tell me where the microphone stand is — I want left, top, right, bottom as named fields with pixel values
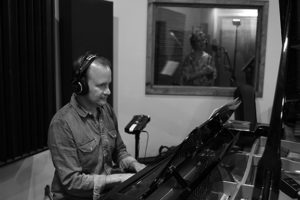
left=221, top=47, right=233, bottom=74
left=215, top=46, right=233, bottom=84
left=135, top=131, right=141, bottom=160
left=232, top=19, right=241, bottom=86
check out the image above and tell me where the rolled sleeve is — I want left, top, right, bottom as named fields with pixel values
left=93, top=175, right=106, bottom=200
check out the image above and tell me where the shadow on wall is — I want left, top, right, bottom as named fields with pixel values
left=0, top=150, right=54, bottom=200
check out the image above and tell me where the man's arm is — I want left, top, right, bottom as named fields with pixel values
left=106, top=104, right=147, bottom=172
left=104, top=104, right=146, bottom=173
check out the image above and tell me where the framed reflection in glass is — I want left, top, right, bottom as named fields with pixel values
left=146, top=0, right=269, bottom=97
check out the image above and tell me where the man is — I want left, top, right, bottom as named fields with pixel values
left=48, top=52, right=145, bottom=200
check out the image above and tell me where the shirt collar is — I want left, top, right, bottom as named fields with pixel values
left=70, top=93, right=90, bottom=117
left=70, top=94, right=103, bottom=118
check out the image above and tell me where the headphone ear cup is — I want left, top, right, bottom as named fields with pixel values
left=79, top=77, right=89, bottom=95
left=72, top=52, right=96, bottom=95
left=72, top=76, right=88, bottom=95
left=72, top=80, right=83, bottom=95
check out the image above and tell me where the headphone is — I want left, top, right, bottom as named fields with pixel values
left=72, top=52, right=98, bottom=95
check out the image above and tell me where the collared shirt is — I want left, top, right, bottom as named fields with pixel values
left=48, top=94, right=131, bottom=200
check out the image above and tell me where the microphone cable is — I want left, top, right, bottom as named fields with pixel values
left=141, top=130, right=150, bottom=158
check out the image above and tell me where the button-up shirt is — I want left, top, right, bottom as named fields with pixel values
left=48, top=94, right=131, bottom=199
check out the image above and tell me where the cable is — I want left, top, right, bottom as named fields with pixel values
left=141, top=130, right=149, bottom=158
left=44, top=185, right=53, bottom=200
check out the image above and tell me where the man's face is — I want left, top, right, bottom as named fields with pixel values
left=86, top=61, right=111, bottom=107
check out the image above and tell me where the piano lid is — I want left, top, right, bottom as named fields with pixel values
left=208, top=97, right=241, bottom=124
left=134, top=98, right=241, bottom=199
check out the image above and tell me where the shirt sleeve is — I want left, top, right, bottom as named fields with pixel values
left=114, top=132, right=132, bottom=164
left=104, top=104, right=132, bottom=163
left=48, top=119, right=95, bottom=198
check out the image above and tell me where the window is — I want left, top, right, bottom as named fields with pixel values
left=146, top=0, right=269, bottom=97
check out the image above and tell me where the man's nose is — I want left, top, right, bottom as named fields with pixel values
left=104, top=87, right=111, bottom=95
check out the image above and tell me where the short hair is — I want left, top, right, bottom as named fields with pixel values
left=72, top=51, right=111, bottom=81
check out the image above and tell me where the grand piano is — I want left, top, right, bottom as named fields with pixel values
left=103, top=0, right=300, bottom=199
left=104, top=98, right=244, bottom=200
left=103, top=98, right=300, bottom=200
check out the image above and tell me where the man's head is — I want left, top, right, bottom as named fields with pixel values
left=72, top=52, right=111, bottom=106
left=190, top=31, right=208, bottom=51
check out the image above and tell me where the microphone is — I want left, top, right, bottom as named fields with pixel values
left=169, top=31, right=182, bottom=48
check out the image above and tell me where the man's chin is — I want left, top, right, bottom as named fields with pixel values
left=97, top=99, right=107, bottom=106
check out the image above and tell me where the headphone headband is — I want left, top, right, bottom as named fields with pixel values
left=72, top=52, right=98, bottom=95
left=77, top=53, right=98, bottom=77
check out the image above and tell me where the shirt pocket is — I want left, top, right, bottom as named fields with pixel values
left=78, top=138, right=99, bottom=172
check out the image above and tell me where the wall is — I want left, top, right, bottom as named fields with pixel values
left=0, top=0, right=281, bottom=199
left=0, top=151, right=54, bottom=200
left=111, top=0, right=282, bottom=157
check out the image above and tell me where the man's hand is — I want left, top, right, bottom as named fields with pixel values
left=131, top=161, right=146, bottom=172
left=120, top=156, right=147, bottom=173
left=106, top=173, right=135, bottom=184
left=93, top=173, right=134, bottom=200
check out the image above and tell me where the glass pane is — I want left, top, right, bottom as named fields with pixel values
left=153, top=6, right=258, bottom=87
